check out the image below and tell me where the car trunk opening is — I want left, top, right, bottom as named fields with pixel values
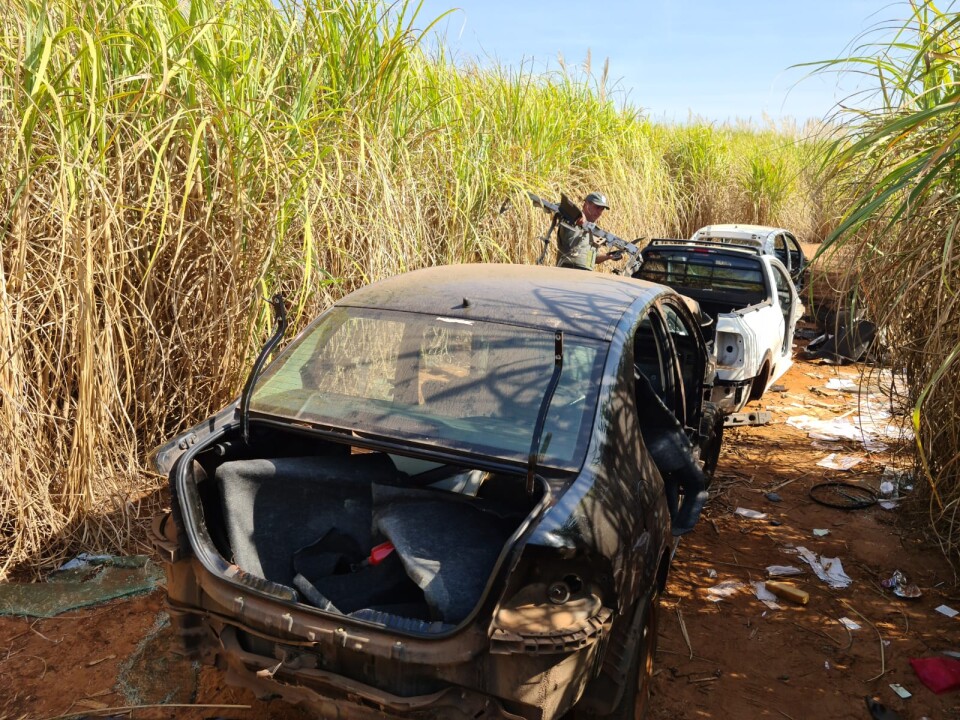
left=181, top=429, right=546, bottom=634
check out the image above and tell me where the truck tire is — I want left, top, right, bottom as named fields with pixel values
left=748, top=359, right=771, bottom=402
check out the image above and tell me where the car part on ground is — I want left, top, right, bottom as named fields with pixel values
left=723, top=411, right=772, bottom=427
left=808, top=481, right=878, bottom=510
left=150, top=264, right=723, bottom=720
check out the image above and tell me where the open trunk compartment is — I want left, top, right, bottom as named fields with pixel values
left=183, top=429, right=544, bottom=634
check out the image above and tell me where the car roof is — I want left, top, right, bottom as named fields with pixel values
left=643, top=239, right=764, bottom=260
left=693, top=224, right=791, bottom=240
left=337, top=263, right=667, bottom=342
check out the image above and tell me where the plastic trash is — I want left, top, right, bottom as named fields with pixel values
left=816, top=453, right=863, bottom=471
left=795, top=546, right=852, bottom=588
left=765, top=492, right=782, bottom=503
left=734, top=507, right=767, bottom=520
left=909, top=657, right=960, bottom=694
left=935, top=604, right=958, bottom=618
left=766, top=565, right=803, bottom=577
left=813, top=528, right=830, bottom=537
left=889, top=683, right=912, bottom=699
left=881, top=570, right=922, bottom=599
left=752, top=581, right=780, bottom=609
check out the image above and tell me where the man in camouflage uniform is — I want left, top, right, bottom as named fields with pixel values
left=555, top=192, right=621, bottom=270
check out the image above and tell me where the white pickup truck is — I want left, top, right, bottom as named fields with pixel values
left=634, top=239, right=803, bottom=412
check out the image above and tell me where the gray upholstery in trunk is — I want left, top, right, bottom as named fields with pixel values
left=216, top=454, right=523, bottom=625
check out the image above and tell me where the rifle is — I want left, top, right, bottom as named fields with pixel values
left=527, top=191, right=643, bottom=270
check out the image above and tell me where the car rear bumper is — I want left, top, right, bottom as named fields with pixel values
left=208, top=623, right=527, bottom=720
left=155, top=517, right=610, bottom=720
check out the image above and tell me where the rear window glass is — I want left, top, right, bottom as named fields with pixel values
left=638, top=250, right=766, bottom=304
left=249, top=307, right=607, bottom=470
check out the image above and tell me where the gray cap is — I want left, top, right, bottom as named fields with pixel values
left=584, top=191, right=609, bottom=209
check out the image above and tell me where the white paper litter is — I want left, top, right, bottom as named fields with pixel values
left=935, top=604, right=959, bottom=618
left=879, top=500, right=900, bottom=511
left=752, top=581, right=781, bottom=610
left=787, top=412, right=913, bottom=449
left=813, top=529, right=830, bottom=537
left=706, top=580, right=744, bottom=601
left=795, top=546, right=853, bottom=589
left=735, top=507, right=767, bottom=520
left=816, top=453, right=863, bottom=471
left=826, top=378, right=859, bottom=392
left=811, top=440, right=845, bottom=451
left=707, top=568, right=717, bottom=579
left=839, top=617, right=861, bottom=631
left=766, top=565, right=803, bottom=577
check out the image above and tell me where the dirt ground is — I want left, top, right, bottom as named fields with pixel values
left=1, top=350, right=959, bottom=720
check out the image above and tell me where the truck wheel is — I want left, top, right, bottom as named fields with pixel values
left=747, top=360, right=771, bottom=402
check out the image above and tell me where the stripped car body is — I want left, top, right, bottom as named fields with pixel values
left=635, top=241, right=802, bottom=412
left=150, top=264, right=722, bottom=719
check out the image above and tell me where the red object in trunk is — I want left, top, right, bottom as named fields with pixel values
left=368, top=541, right=395, bottom=566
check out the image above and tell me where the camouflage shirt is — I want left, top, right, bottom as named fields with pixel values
left=555, top=224, right=597, bottom=270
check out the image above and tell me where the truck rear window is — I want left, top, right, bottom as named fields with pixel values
left=638, top=250, right=766, bottom=305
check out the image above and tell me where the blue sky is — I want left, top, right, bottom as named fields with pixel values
left=413, top=1, right=903, bottom=124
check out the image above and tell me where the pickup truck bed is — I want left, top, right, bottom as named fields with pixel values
left=634, top=242, right=802, bottom=412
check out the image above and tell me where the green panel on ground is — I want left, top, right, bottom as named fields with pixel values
left=0, top=556, right=164, bottom=617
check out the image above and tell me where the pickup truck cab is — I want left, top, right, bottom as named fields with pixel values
left=634, top=240, right=803, bottom=412
left=690, top=224, right=808, bottom=289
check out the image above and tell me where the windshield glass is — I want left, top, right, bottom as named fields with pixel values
left=249, top=307, right=607, bottom=470
left=638, top=250, right=767, bottom=306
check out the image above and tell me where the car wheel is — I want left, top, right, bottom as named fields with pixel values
left=570, top=594, right=660, bottom=720
left=697, top=402, right=724, bottom=489
left=612, top=594, right=659, bottom=720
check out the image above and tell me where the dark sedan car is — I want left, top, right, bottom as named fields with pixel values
left=150, top=264, right=723, bottom=720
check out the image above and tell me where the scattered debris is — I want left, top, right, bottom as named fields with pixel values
left=765, top=492, right=782, bottom=503
left=764, top=581, right=809, bottom=605
left=766, top=565, right=803, bottom=577
left=735, top=507, right=767, bottom=520
left=769, top=384, right=787, bottom=392
left=812, top=440, right=845, bottom=451
left=752, top=581, right=781, bottom=609
left=866, top=696, right=903, bottom=720
left=706, top=580, right=744, bottom=602
left=880, top=571, right=922, bottom=599
left=813, top=528, right=830, bottom=537
left=795, top=547, right=852, bottom=589
left=825, top=378, right=859, bottom=392
left=706, top=568, right=717, bottom=579
left=889, top=683, right=912, bottom=699
left=809, top=481, right=877, bottom=510
left=909, top=657, right=960, bottom=694
left=935, top=604, right=958, bottom=618
left=816, top=453, right=863, bottom=471
left=839, top=617, right=861, bottom=631
left=0, top=555, right=163, bottom=618
left=724, top=411, right=773, bottom=427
